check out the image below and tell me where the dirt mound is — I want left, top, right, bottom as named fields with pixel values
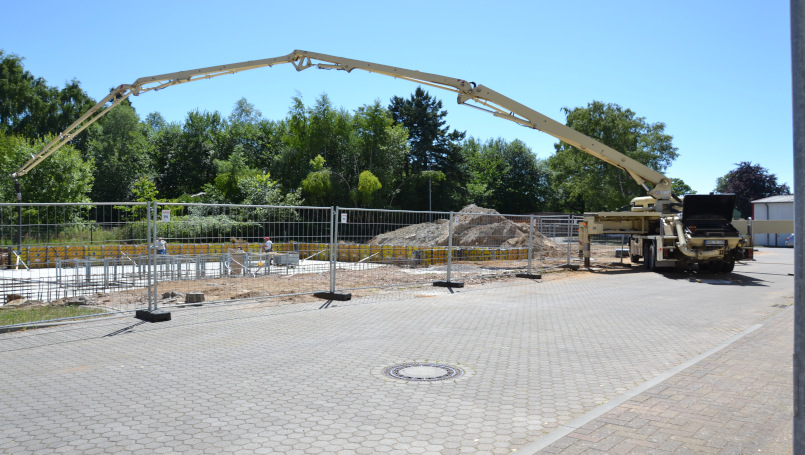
left=368, top=205, right=560, bottom=253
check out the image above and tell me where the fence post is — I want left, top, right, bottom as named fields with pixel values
left=146, top=201, right=152, bottom=311
left=136, top=200, right=171, bottom=322
left=528, top=216, right=534, bottom=274
left=516, top=215, right=541, bottom=280
left=314, top=206, right=351, bottom=301
left=566, top=215, right=572, bottom=267
left=330, top=206, right=337, bottom=294
left=446, top=212, right=453, bottom=282
left=153, top=201, right=159, bottom=310
left=434, top=212, right=463, bottom=288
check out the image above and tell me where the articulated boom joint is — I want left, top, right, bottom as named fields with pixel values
left=292, top=57, right=315, bottom=72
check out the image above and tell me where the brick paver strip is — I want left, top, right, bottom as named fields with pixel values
left=532, top=309, right=793, bottom=454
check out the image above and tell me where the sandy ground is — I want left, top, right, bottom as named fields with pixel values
left=78, top=260, right=578, bottom=311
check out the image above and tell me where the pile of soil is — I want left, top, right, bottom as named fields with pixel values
left=368, top=205, right=561, bottom=254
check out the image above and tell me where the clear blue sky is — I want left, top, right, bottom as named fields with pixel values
left=1, top=0, right=793, bottom=195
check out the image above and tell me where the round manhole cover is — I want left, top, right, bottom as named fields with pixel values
left=383, top=363, right=464, bottom=381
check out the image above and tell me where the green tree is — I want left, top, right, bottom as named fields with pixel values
left=274, top=95, right=353, bottom=194
left=463, top=137, right=550, bottom=214
left=203, top=146, right=259, bottom=203
left=715, top=162, right=790, bottom=218
left=240, top=172, right=303, bottom=207
left=154, top=110, right=226, bottom=198
left=221, top=98, right=265, bottom=169
left=300, top=155, right=333, bottom=206
left=0, top=51, right=95, bottom=150
left=671, top=178, right=696, bottom=196
left=131, top=176, right=159, bottom=202
left=355, top=170, right=382, bottom=207
left=389, top=88, right=468, bottom=210
left=351, top=101, right=409, bottom=205
left=0, top=132, right=93, bottom=203
left=86, top=103, right=151, bottom=201
left=547, top=101, right=678, bottom=212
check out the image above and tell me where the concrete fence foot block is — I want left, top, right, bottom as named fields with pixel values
left=185, top=292, right=205, bottom=304
left=313, top=292, right=352, bottom=301
left=135, top=309, right=171, bottom=323
left=515, top=273, right=542, bottom=279
left=433, top=281, right=464, bottom=288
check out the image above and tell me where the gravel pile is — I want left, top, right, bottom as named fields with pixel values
left=368, top=205, right=561, bottom=253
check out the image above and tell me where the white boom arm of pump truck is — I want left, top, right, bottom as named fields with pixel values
left=12, top=49, right=675, bottom=205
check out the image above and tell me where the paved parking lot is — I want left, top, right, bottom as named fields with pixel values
left=0, top=248, right=794, bottom=454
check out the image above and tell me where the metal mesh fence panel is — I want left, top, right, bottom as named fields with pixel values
left=0, top=203, right=149, bottom=326
left=146, top=203, right=334, bottom=309
left=334, top=208, right=452, bottom=290
left=537, top=215, right=578, bottom=268
left=2, top=201, right=633, bottom=328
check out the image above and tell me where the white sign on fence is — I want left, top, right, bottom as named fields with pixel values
left=162, top=210, right=171, bottom=222
left=341, top=213, right=348, bottom=224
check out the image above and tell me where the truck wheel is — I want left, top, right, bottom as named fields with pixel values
left=644, top=241, right=656, bottom=271
left=721, top=260, right=735, bottom=273
left=630, top=254, right=641, bottom=264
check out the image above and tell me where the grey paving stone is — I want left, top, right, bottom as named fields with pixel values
left=0, top=249, right=794, bottom=453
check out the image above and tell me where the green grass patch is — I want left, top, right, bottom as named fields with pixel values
left=0, top=305, right=111, bottom=327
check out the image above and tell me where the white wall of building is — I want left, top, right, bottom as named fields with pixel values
left=752, top=197, right=794, bottom=246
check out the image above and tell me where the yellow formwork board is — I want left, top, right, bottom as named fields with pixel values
left=102, top=246, right=119, bottom=258
left=209, top=244, right=223, bottom=254
left=66, top=246, right=85, bottom=260
left=246, top=243, right=260, bottom=253
left=48, top=246, right=67, bottom=262
left=481, top=249, right=492, bottom=261
left=370, top=245, right=382, bottom=259
left=312, top=243, right=326, bottom=258
left=27, top=247, right=46, bottom=267
left=86, top=246, right=103, bottom=258
left=393, top=246, right=406, bottom=259
left=381, top=245, right=393, bottom=259
left=348, top=245, right=360, bottom=262
left=420, top=248, right=433, bottom=266
left=359, top=245, right=371, bottom=261
left=337, top=245, right=350, bottom=262
left=195, top=244, right=210, bottom=255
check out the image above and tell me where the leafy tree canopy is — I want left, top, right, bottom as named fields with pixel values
left=0, top=50, right=95, bottom=150
left=388, top=87, right=467, bottom=210
left=462, top=137, right=550, bottom=214
left=547, top=101, right=678, bottom=212
left=0, top=131, right=93, bottom=203
left=715, top=161, right=790, bottom=218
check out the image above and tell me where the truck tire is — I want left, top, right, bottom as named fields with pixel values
left=644, top=240, right=656, bottom=271
left=630, top=254, right=641, bottom=264
left=721, top=260, right=735, bottom=273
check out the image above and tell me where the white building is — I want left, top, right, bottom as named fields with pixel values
left=751, top=195, right=794, bottom=246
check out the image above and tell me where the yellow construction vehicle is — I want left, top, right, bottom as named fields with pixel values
left=11, top=50, right=744, bottom=272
